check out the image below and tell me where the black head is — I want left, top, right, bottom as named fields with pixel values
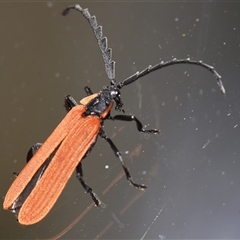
left=107, top=85, right=124, bottom=113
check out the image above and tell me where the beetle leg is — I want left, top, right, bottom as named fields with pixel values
left=13, top=143, right=43, bottom=177
left=64, top=95, right=78, bottom=112
left=26, top=143, right=43, bottom=163
left=84, top=86, right=93, bottom=96
left=10, top=143, right=55, bottom=214
left=64, top=87, right=93, bottom=112
left=25, top=143, right=57, bottom=180
left=108, top=114, right=160, bottom=134
left=27, top=141, right=103, bottom=207
left=75, top=163, right=103, bottom=207
left=99, top=129, right=147, bottom=190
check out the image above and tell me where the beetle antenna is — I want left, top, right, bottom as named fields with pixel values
left=63, top=5, right=116, bottom=86
left=117, top=58, right=226, bottom=95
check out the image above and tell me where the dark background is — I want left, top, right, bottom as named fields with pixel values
left=1, top=1, right=240, bottom=239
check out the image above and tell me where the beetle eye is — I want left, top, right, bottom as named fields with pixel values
left=111, top=90, right=118, bottom=96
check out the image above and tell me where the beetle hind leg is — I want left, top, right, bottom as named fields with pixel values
left=76, top=163, right=104, bottom=207
left=13, top=143, right=43, bottom=177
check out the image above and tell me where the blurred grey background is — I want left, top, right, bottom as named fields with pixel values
left=1, top=1, right=240, bottom=239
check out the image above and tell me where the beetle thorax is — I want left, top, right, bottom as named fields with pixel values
left=84, top=85, right=123, bottom=117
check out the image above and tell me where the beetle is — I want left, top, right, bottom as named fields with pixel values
left=3, top=4, right=225, bottom=225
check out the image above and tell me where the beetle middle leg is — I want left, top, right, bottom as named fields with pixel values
left=99, top=129, right=147, bottom=190
left=26, top=143, right=43, bottom=163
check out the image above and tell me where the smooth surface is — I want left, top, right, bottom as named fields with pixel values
left=1, top=2, right=240, bottom=239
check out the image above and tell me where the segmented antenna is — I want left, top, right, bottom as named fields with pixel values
left=118, top=58, right=226, bottom=95
left=63, top=5, right=225, bottom=96
left=62, top=5, right=116, bottom=85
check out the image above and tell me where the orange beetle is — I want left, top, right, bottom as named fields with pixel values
left=3, top=5, right=225, bottom=225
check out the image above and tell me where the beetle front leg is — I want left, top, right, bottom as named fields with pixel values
left=108, top=114, right=160, bottom=134
left=64, top=95, right=78, bottom=112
